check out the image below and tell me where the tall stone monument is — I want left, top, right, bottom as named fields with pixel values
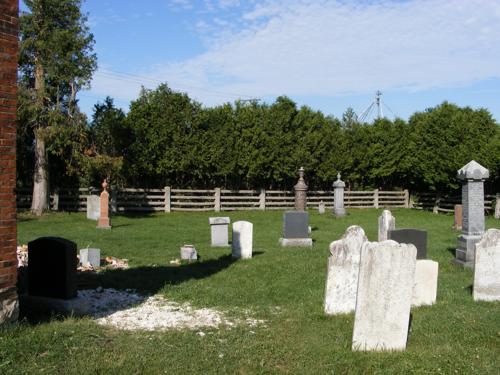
left=97, top=180, right=111, bottom=229
left=333, top=173, right=346, bottom=217
left=294, top=167, right=307, bottom=211
left=455, top=160, right=489, bottom=267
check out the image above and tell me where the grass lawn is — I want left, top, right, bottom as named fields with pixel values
left=1, top=209, right=499, bottom=374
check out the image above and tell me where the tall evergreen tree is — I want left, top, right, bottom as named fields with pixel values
left=19, top=0, right=97, bottom=214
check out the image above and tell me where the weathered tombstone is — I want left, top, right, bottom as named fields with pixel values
left=453, top=204, right=462, bottom=230
left=324, top=226, right=367, bottom=315
left=79, top=248, right=101, bottom=268
left=294, top=167, right=308, bottom=211
left=279, top=211, right=313, bottom=247
left=378, top=209, right=395, bottom=241
left=388, top=228, right=427, bottom=259
left=473, top=229, right=500, bottom=301
left=495, top=194, right=500, bottom=219
left=455, top=160, right=489, bottom=267
left=180, top=244, right=198, bottom=261
left=28, top=237, right=77, bottom=299
left=333, top=173, right=346, bottom=217
left=97, top=180, right=111, bottom=229
left=318, top=201, right=325, bottom=214
left=232, top=221, right=253, bottom=259
left=412, top=259, right=438, bottom=307
left=209, top=217, right=230, bottom=247
left=86, top=194, right=100, bottom=221
left=352, top=240, right=417, bottom=351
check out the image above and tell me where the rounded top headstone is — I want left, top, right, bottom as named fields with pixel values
left=457, top=160, right=489, bottom=181
left=333, top=173, right=346, bottom=188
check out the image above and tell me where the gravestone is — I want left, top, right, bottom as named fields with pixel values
left=453, top=204, right=462, bottom=230
left=79, top=248, right=101, bottom=268
left=352, top=240, right=416, bottom=352
left=232, top=221, right=253, bottom=259
left=332, top=173, right=346, bottom=217
left=28, top=237, right=77, bottom=299
left=86, top=195, right=100, bottom=221
left=294, top=167, right=308, bottom=211
left=180, top=244, right=198, bottom=261
left=279, top=211, right=312, bottom=247
left=324, top=226, right=367, bottom=315
left=97, top=180, right=111, bottom=229
left=412, top=259, right=438, bottom=307
left=378, top=209, right=395, bottom=241
left=388, top=228, right=427, bottom=259
left=209, top=217, right=230, bottom=247
left=455, top=160, right=489, bottom=267
left=318, top=201, right=325, bottom=214
left=473, top=229, right=500, bottom=301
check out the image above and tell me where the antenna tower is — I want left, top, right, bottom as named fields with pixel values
left=357, top=91, right=395, bottom=123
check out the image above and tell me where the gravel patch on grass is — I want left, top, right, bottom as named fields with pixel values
left=80, top=288, right=265, bottom=331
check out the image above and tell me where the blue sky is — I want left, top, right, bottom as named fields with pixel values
left=23, top=0, right=500, bottom=122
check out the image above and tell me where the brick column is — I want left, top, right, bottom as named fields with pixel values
left=0, top=0, right=19, bottom=324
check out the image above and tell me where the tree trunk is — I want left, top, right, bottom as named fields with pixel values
left=31, top=130, right=49, bottom=215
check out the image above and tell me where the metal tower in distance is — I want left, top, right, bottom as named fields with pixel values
left=358, top=91, right=395, bottom=123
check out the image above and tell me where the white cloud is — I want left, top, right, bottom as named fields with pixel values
left=89, top=0, right=500, bottom=108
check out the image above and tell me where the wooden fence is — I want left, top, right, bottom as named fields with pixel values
left=412, top=193, right=497, bottom=214
left=16, top=187, right=498, bottom=214
left=16, top=187, right=409, bottom=212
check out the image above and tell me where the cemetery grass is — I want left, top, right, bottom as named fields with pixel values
left=1, top=210, right=499, bottom=374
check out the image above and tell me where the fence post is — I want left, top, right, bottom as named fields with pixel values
left=373, top=189, right=379, bottom=209
left=495, top=193, right=500, bottom=219
left=259, top=189, right=266, bottom=210
left=214, top=188, right=221, bottom=212
left=110, top=186, right=117, bottom=213
left=164, top=186, right=171, bottom=212
left=404, top=189, right=410, bottom=208
left=51, top=189, right=59, bottom=211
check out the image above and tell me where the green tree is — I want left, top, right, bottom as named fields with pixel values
left=408, top=102, right=498, bottom=192
left=19, top=0, right=97, bottom=214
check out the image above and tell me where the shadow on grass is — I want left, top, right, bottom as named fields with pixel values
left=447, top=247, right=456, bottom=257
left=77, top=254, right=239, bottom=294
left=20, top=254, right=245, bottom=324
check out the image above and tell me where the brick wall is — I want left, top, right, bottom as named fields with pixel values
left=0, top=0, right=18, bottom=324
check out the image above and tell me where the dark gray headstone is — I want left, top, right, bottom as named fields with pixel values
left=28, top=237, right=78, bottom=299
left=283, top=211, right=309, bottom=238
left=388, top=229, right=427, bottom=259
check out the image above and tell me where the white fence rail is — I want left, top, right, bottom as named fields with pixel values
left=16, top=187, right=411, bottom=212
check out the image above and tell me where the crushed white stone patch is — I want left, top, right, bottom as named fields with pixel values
left=78, top=288, right=265, bottom=331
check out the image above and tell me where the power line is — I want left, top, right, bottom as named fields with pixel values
left=93, top=68, right=259, bottom=101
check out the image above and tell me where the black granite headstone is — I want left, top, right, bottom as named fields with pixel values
left=283, top=211, right=309, bottom=238
left=388, top=229, right=427, bottom=259
left=28, top=237, right=77, bottom=299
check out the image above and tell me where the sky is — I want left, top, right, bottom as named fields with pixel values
left=22, top=0, right=500, bottom=122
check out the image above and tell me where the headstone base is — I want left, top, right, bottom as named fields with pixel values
left=20, top=294, right=89, bottom=317
left=333, top=208, right=346, bottom=217
left=279, top=238, right=313, bottom=247
left=455, top=234, right=482, bottom=268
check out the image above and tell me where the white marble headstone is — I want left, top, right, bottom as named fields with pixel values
left=412, top=259, right=438, bottom=307
left=86, top=195, right=100, bottom=221
left=232, top=221, right=253, bottom=259
left=352, top=240, right=416, bottom=351
left=324, top=226, right=367, bottom=315
left=473, top=228, right=500, bottom=301
left=378, top=209, right=395, bottom=241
